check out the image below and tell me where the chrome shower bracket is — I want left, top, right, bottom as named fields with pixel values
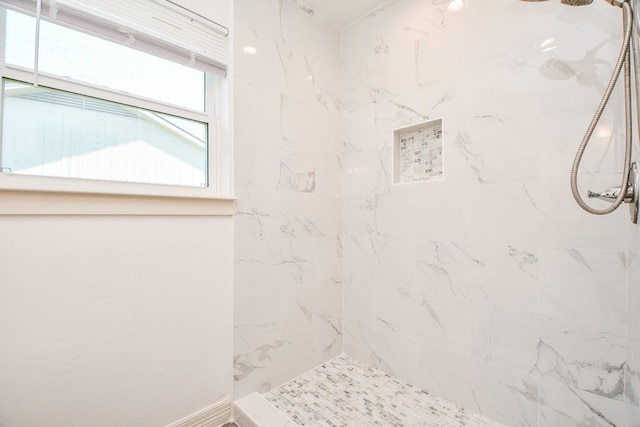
left=587, top=161, right=639, bottom=223
left=630, top=161, right=639, bottom=224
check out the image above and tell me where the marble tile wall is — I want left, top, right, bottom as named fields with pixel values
left=233, top=0, right=343, bottom=399
left=629, top=219, right=640, bottom=425
left=234, top=0, right=640, bottom=425
left=341, top=0, right=640, bottom=426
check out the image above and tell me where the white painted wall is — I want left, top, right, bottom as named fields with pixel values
left=0, top=215, right=233, bottom=427
left=0, top=1, right=234, bottom=426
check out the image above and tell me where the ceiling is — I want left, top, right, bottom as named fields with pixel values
left=302, top=0, right=391, bottom=28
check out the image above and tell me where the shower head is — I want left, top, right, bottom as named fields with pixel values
left=520, top=0, right=627, bottom=5
left=518, top=0, right=611, bottom=5
left=561, top=0, right=594, bottom=5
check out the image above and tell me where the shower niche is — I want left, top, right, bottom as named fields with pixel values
left=392, top=119, right=443, bottom=185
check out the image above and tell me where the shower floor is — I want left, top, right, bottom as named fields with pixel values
left=263, top=355, right=504, bottom=427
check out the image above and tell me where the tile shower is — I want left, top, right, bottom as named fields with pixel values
left=233, top=0, right=640, bottom=426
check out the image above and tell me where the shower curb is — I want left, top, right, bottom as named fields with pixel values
left=234, top=392, right=300, bottom=427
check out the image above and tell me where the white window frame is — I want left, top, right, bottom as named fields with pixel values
left=0, top=3, right=234, bottom=215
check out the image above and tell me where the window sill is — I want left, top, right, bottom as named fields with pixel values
left=0, top=175, right=235, bottom=216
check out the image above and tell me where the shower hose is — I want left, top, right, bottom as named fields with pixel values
left=570, top=0, right=635, bottom=214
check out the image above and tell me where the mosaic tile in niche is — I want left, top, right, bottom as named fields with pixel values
left=393, top=119, right=443, bottom=184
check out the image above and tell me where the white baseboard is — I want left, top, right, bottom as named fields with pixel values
left=166, top=400, right=231, bottom=427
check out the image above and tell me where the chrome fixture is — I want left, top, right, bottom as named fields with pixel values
left=590, top=162, right=640, bottom=223
left=588, top=162, right=639, bottom=222
left=522, top=0, right=639, bottom=224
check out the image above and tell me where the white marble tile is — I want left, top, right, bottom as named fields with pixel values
left=234, top=31, right=286, bottom=93
left=342, top=151, right=389, bottom=204
left=314, top=319, right=343, bottom=364
left=625, top=328, right=640, bottom=407
left=414, top=13, right=475, bottom=90
left=342, top=275, right=375, bottom=322
left=233, top=340, right=291, bottom=399
left=342, top=106, right=376, bottom=155
left=536, top=177, right=632, bottom=251
left=233, top=80, right=282, bottom=189
left=631, top=249, right=640, bottom=416
left=341, top=61, right=377, bottom=112
left=416, top=341, right=539, bottom=427
left=341, top=235, right=378, bottom=281
left=417, top=241, right=538, bottom=310
left=371, top=88, right=462, bottom=142
left=375, top=188, right=470, bottom=242
left=324, top=152, right=343, bottom=198
left=279, top=192, right=341, bottom=239
left=277, top=42, right=342, bottom=112
left=342, top=198, right=377, bottom=238
left=375, top=283, right=470, bottom=354
left=233, top=330, right=316, bottom=399
left=416, top=240, right=471, bottom=298
left=234, top=239, right=314, bottom=300
left=342, top=235, right=416, bottom=288
left=234, top=291, right=280, bottom=355
left=625, top=404, right=640, bottom=427
left=277, top=141, right=324, bottom=194
left=340, top=15, right=374, bottom=64
left=280, top=0, right=339, bottom=66
left=534, top=30, right=624, bottom=116
left=457, top=59, right=538, bottom=125
left=535, top=316, right=627, bottom=401
left=280, top=280, right=342, bottom=337
left=628, top=251, right=640, bottom=352
left=236, top=0, right=342, bottom=112
left=538, top=106, right=625, bottom=183
left=361, top=22, right=421, bottom=102
left=539, top=247, right=628, bottom=326
left=461, top=117, right=539, bottom=185
left=340, top=18, right=376, bottom=112
left=234, top=186, right=280, bottom=242
left=471, top=304, right=627, bottom=400
left=538, top=380, right=626, bottom=427
left=281, top=95, right=342, bottom=152
left=234, top=0, right=281, bottom=39
left=471, top=303, right=539, bottom=375
left=373, top=99, right=433, bottom=136
left=343, top=317, right=419, bottom=384
left=314, top=236, right=342, bottom=284
left=468, top=181, right=544, bottom=246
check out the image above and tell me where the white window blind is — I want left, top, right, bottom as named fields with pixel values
left=0, top=0, right=229, bottom=76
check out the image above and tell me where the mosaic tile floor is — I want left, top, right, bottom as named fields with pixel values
left=264, top=355, right=505, bottom=427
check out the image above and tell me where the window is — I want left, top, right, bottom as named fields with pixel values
left=0, top=0, right=231, bottom=199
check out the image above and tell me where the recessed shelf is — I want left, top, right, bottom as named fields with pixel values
left=393, top=119, right=443, bottom=185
